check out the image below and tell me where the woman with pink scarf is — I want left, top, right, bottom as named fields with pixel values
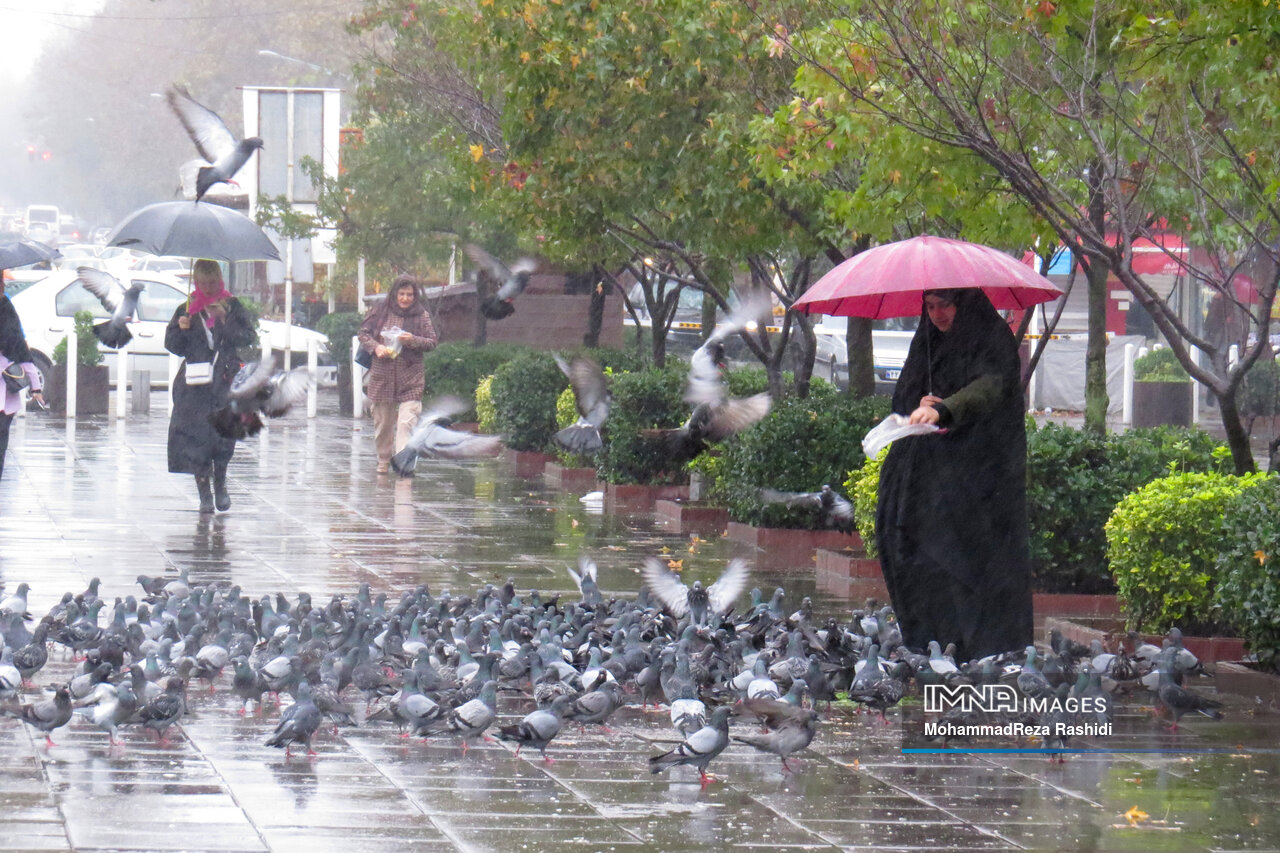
left=164, top=259, right=257, bottom=512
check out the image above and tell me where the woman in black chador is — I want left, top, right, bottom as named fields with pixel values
left=875, top=287, right=1032, bottom=661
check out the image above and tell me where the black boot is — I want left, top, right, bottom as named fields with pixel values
left=195, top=475, right=214, bottom=514
left=213, top=461, right=231, bottom=512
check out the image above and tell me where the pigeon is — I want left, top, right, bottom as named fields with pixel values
left=731, top=700, right=819, bottom=772
left=649, top=704, right=733, bottom=786
left=265, top=681, right=323, bottom=757
left=166, top=85, right=265, bottom=202
left=553, top=355, right=611, bottom=455
left=496, top=694, right=574, bottom=763
left=567, top=555, right=604, bottom=607
left=1, top=685, right=72, bottom=748
left=465, top=243, right=538, bottom=320
left=758, top=485, right=855, bottom=535
left=137, top=677, right=187, bottom=745
left=1155, top=649, right=1223, bottom=730
left=211, top=359, right=313, bottom=440
left=390, top=395, right=503, bottom=476
left=564, top=681, right=625, bottom=732
left=75, top=268, right=145, bottom=348
left=640, top=557, right=750, bottom=626
left=417, top=680, right=498, bottom=754
left=0, top=583, right=31, bottom=621
left=76, top=682, right=138, bottom=746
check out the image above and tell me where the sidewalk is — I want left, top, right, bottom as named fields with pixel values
left=1, top=397, right=1278, bottom=852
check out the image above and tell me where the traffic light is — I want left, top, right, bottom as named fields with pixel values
left=27, top=144, right=36, bottom=161
left=41, top=150, right=51, bottom=161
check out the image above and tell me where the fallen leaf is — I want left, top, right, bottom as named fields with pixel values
left=667, top=559, right=683, bottom=571
left=1124, top=806, right=1150, bottom=827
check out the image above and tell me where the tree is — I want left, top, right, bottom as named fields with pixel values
left=764, top=0, right=1279, bottom=471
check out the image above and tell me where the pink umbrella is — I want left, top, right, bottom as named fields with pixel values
left=793, top=235, right=1064, bottom=319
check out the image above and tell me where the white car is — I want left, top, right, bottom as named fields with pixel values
left=7, top=270, right=332, bottom=389
left=812, top=318, right=915, bottom=393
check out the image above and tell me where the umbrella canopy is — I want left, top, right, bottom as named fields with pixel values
left=0, top=240, right=61, bottom=271
left=106, top=201, right=280, bottom=263
left=794, top=235, right=1064, bottom=319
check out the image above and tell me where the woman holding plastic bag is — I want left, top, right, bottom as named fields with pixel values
left=874, top=288, right=1031, bottom=661
left=357, top=275, right=437, bottom=474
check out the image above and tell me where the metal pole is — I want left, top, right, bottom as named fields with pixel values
left=357, top=258, right=366, bottom=312
left=351, top=335, right=363, bottom=418
left=66, top=332, right=78, bottom=419
left=306, top=336, right=318, bottom=418
left=1122, top=343, right=1135, bottom=425
left=448, top=244, right=457, bottom=287
left=114, top=338, right=129, bottom=418
left=284, top=89, right=296, bottom=366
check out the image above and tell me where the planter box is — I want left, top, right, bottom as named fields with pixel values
left=654, top=499, right=730, bottom=535
left=604, top=482, right=689, bottom=512
left=46, top=363, right=110, bottom=415
left=815, top=547, right=884, bottom=580
left=1132, top=380, right=1193, bottom=428
left=727, top=521, right=861, bottom=551
left=500, top=448, right=557, bottom=478
left=815, top=573, right=890, bottom=602
left=1215, top=661, right=1280, bottom=706
left=1045, top=616, right=1247, bottom=663
left=544, top=461, right=600, bottom=491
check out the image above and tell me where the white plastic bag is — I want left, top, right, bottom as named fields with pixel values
left=861, top=413, right=940, bottom=458
left=380, top=326, right=405, bottom=357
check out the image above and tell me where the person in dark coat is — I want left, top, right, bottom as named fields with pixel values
left=164, top=259, right=257, bottom=512
left=357, top=275, right=438, bottom=473
left=1, top=294, right=45, bottom=481
left=875, top=288, right=1032, bottom=662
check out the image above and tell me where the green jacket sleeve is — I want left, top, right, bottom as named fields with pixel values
left=935, top=373, right=1004, bottom=427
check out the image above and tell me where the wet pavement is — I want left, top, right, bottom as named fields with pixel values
left=3, top=395, right=1280, bottom=853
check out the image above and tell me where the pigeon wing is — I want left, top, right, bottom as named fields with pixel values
left=166, top=85, right=238, bottom=164
left=76, top=267, right=122, bottom=312
left=261, top=368, right=313, bottom=417
left=229, top=358, right=275, bottom=400
left=759, top=488, right=820, bottom=510
left=421, top=427, right=502, bottom=459
left=568, top=357, right=610, bottom=426
left=464, top=244, right=511, bottom=281
left=707, top=558, right=750, bottom=617
left=703, top=393, right=771, bottom=442
left=640, top=557, right=690, bottom=618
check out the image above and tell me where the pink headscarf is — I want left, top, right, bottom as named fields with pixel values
left=187, top=281, right=234, bottom=328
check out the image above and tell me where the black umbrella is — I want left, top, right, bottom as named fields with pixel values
left=106, top=201, right=281, bottom=263
left=0, top=240, right=61, bottom=271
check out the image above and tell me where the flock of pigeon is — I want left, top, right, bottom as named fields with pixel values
left=0, top=559, right=1225, bottom=785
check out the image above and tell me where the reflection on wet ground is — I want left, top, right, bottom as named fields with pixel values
left=2, top=400, right=1279, bottom=852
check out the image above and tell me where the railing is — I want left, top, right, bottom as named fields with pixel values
left=37, top=332, right=321, bottom=421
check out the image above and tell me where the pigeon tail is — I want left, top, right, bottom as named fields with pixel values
left=390, top=447, right=419, bottom=477
left=92, top=321, right=133, bottom=349
left=554, top=423, right=603, bottom=455
left=479, top=298, right=515, bottom=320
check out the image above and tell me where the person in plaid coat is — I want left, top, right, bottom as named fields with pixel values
left=357, top=276, right=438, bottom=473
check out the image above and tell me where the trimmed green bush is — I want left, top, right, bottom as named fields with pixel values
left=706, top=394, right=892, bottom=527
left=423, top=341, right=530, bottom=420
left=1215, top=476, right=1280, bottom=671
left=1026, top=422, right=1232, bottom=593
left=475, top=375, right=498, bottom=433
left=848, top=447, right=887, bottom=558
left=595, top=365, right=689, bottom=484
left=1133, top=346, right=1189, bottom=382
left=1240, top=356, right=1280, bottom=421
left=489, top=351, right=567, bottom=451
left=315, top=311, right=361, bottom=365
left=52, top=310, right=102, bottom=367
left=1106, top=470, right=1268, bottom=634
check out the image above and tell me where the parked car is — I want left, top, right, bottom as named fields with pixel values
left=24, top=222, right=57, bottom=248
left=812, top=318, right=916, bottom=394
left=89, top=226, right=113, bottom=245
left=131, top=255, right=192, bottom=280
left=8, top=270, right=333, bottom=389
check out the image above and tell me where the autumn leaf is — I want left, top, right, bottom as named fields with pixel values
left=1255, top=549, right=1266, bottom=564
left=1124, top=806, right=1150, bottom=827
left=469, top=144, right=484, bottom=162
left=667, top=558, right=684, bottom=570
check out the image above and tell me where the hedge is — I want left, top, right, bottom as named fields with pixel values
left=489, top=351, right=567, bottom=452
left=1216, top=475, right=1280, bottom=671
left=423, top=341, right=532, bottom=421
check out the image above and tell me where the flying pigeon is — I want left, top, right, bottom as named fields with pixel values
left=75, top=268, right=145, bottom=348
left=210, top=359, right=313, bottom=440
left=166, top=85, right=265, bottom=202
left=390, top=396, right=503, bottom=476
left=553, top=355, right=611, bottom=455
left=648, top=704, right=733, bottom=786
left=465, top=243, right=538, bottom=320
left=567, top=555, right=604, bottom=607
left=640, top=557, right=750, bottom=626
left=758, top=485, right=855, bottom=535
left=642, top=292, right=773, bottom=464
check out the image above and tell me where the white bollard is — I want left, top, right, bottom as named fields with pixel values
left=306, top=336, right=318, bottom=418
left=65, top=332, right=78, bottom=419
left=351, top=335, right=364, bottom=419
left=115, top=339, right=130, bottom=418
left=168, top=352, right=181, bottom=412
left=1228, top=344, right=1239, bottom=370
left=261, top=333, right=273, bottom=365
left=1122, top=343, right=1136, bottom=426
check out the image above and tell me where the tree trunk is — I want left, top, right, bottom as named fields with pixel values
left=583, top=280, right=605, bottom=348
left=1084, top=158, right=1110, bottom=435
left=846, top=315, right=875, bottom=397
